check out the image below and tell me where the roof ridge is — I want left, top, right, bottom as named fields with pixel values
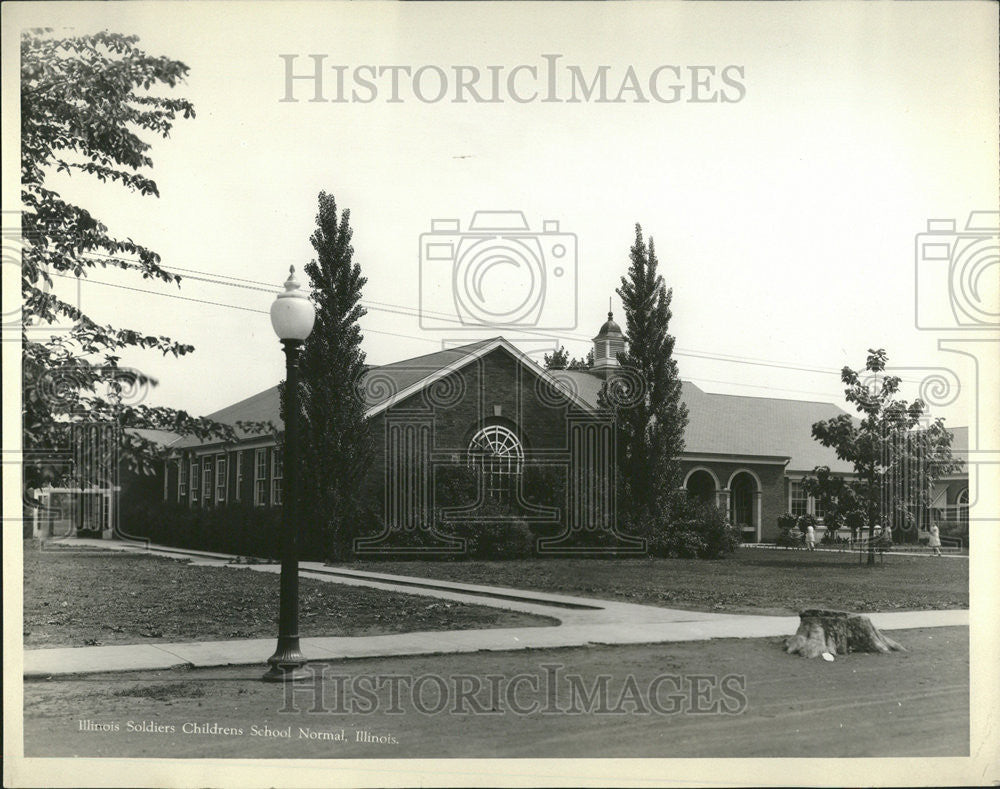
left=370, top=337, right=499, bottom=370
left=205, top=385, right=279, bottom=419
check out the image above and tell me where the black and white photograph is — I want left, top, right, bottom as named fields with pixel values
left=3, top=2, right=998, bottom=787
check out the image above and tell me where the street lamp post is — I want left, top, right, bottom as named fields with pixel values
left=263, top=266, right=315, bottom=682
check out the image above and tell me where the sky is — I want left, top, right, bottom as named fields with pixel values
left=4, top=1, right=998, bottom=432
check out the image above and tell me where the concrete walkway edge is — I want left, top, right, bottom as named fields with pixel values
left=23, top=538, right=969, bottom=678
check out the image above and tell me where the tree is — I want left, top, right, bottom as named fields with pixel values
left=544, top=346, right=592, bottom=371
left=543, top=346, right=570, bottom=370
left=567, top=348, right=594, bottom=370
left=20, top=29, right=253, bottom=489
left=284, top=192, right=373, bottom=559
left=802, top=349, right=962, bottom=565
left=600, top=224, right=688, bottom=532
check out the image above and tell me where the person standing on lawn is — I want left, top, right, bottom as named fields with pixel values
left=928, top=523, right=943, bottom=556
left=805, top=524, right=816, bottom=551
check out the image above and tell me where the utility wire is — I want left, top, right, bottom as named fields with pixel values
left=64, top=252, right=931, bottom=388
left=47, top=270, right=866, bottom=400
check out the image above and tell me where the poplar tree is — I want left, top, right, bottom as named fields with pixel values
left=601, top=224, right=688, bottom=531
left=284, top=192, right=373, bottom=558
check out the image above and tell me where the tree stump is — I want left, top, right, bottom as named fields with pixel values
left=784, top=609, right=905, bottom=658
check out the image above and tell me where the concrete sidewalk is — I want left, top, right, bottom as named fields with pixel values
left=23, top=609, right=969, bottom=678
left=23, top=538, right=969, bottom=678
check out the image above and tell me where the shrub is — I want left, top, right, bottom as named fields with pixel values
left=119, top=498, right=283, bottom=559
left=775, top=512, right=805, bottom=547
left=647, top=500, right=738, bottom=559
left=820, top=530, right=848, bottom=545
left=648, top=521, right=705, bottom=559
left=776, top=512, right=798, bottom=532
left=442, top=520, right=536, bottom=559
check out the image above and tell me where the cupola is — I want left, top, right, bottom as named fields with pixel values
left=592, top=310, right=626, bottom=375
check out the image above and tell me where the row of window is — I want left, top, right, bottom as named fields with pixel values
left=789, top=480, right=826, bottom=519
left=175, top=448, right=282, bottom=507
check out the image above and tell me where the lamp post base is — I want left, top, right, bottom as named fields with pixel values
left=262, top=638, right=310, bottom=682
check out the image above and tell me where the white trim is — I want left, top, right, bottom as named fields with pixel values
left=682, top=453, right=790, bottom=466
left=215, top=453, right=227, bottom=504
left=682, top=466, right=721, bottom=490
left=202, top=459, right=213, bottom=503
left=727, top=469, right=762, bottom=542
left=363, top=337, right=597, bottom=418
left=270, top=449, right=283, bottom=506
left=726, top=468, right=763, bottom=490
left=786, top=475, right=827, bottom=521
left=254, top=448, right=268, bottom=507
left=235, top=451, right=243, bottom=503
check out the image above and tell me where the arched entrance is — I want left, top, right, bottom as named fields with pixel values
left=728, top=471, right=759, bottom=542
left=685, top=469, right=718, bottom=505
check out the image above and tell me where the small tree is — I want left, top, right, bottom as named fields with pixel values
left=285, top=192, right=373, bottom=559
left=803, top=349, right=962, bottom=565
left=600, top=224, right=688, bottom=534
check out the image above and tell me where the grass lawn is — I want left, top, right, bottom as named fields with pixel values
left=22, top=543, right=556, bottom=648
left=351, top=547, right=968, bottom=614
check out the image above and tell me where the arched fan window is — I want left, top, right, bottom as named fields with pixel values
left=467, top=425, right=523, bottom=502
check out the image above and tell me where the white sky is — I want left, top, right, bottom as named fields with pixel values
left=3, top=1, right=998, bottom=429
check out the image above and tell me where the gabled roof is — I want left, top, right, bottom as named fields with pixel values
left=168, top=338, right=959, bottom=478
left=363, top=336, right=596, bottom=417
left=678, top=382, right=853, bottom=473
left=171, top=337, right=595, bottom=451
left=171, top=387, right=281, bottom=449
left=126, top=428, right=182, bottom=448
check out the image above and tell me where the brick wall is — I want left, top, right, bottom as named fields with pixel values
left=680, top=459, right=788, bottom=541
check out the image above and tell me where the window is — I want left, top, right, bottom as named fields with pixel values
left=271, top=449, right=283, bottom=506
left=254, top=448, right=268, bottom=507
left=468, top=425, right=523, bottom=503
left=235, top=451, right=243, bottom=503
left=790, top=479, right=828, bottom=520
left=189, top=459, right=199, bottom=503
left=202, top=458, right=213, bottom=503
left=216, top=454, right=227, bottom=503
left=790, top=480, right=808, bottom=517
left=178, top=458, right=187, bottom=499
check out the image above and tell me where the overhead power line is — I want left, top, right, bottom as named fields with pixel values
left=56, top=252, right=930, bottom=389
